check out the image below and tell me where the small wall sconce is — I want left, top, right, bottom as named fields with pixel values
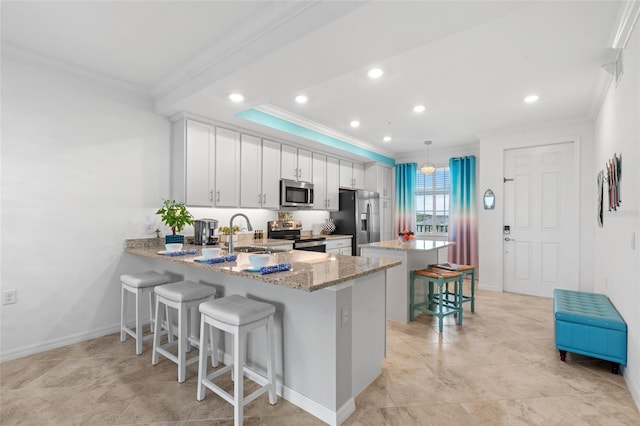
left=483, top=189, right=495, bottom=209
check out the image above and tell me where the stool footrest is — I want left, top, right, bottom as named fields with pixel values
left=202, top=363, right=270, bottom=407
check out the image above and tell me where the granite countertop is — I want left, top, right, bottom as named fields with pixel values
left=125, top=238, right=400, bottom=292
left=359, top=239, right=455, bottom=251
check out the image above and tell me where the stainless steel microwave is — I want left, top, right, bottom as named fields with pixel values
left=280, top=179, right=314, bottom=208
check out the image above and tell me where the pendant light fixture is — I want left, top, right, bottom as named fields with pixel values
left=420, top=140, right=436, bottom=174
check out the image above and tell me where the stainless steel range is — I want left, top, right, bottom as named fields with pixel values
left=267, top=220, right=326, bottom=252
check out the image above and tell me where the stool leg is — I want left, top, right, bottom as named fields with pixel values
left=210, top=325, right=218, bottom=368
left=457, top=276, right=463, bottom=326
left=409, top=271, right=416, bottom=321
left=437, top=279, right=444, bottom=333
left=152, top=297, right=163, bottom=365
left=135, top=288, right=143, bottom=355
left=197, top=315, right=208, bottom=401
left=470, top=269, right=476, bottom=313
left=120, top=285, right=127, bottom=342
left=233, top=330, right=246, bottom=426
left=266, top=314, right=277, bottom=405
left=148, top=290, right=155, bottom=334
left=178, top=305, right=187, bottom=383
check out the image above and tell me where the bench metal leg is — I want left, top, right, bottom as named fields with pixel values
left=559, top=350, right=567, bottom=362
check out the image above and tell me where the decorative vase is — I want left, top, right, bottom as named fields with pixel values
left=165, top=234, right=185, bottom=244
left=323, top=218, right=336, bottom=234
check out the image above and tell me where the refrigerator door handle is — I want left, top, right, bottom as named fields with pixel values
left=366, top=203, right=371, bottom=242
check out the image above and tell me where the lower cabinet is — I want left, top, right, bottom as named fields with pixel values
left=325, top=237, right=352, bottom=256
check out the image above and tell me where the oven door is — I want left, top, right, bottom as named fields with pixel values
left=294, top=240, right=326, bottom=252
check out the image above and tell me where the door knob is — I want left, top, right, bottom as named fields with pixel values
left=504, top=237, right=515, bottom=242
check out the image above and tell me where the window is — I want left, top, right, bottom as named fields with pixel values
left=416, top=167, right=450, bottom=234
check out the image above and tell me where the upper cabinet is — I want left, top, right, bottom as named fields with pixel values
left=281, top=145, right=312, bottom=182
left=213, top=127, right=240, bottom=207
left=170, top=118, right=239, bottom=208
left=339, top=159, right=364, bottom=189
left=312, top=153, right=340, bottom=211
left=365, top=164, right=393, bottom=198
left=240, top=135, right=280, bottom=209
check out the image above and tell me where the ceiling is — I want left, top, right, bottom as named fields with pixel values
left=1, top=1, right=624, bottom=159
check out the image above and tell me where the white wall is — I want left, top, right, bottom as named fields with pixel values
left=477, top=118, right=596, bottom=292
left=0, top=58, right=171, bottom=360
left=593, top=21, right=640, bottom=410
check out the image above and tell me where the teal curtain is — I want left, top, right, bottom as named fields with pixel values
left=448, top=156, right=478, bottom=266
left=394, top=163, right=417, bottom=235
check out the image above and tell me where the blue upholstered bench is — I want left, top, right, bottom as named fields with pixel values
left=553, top=289, right=627, bottom=374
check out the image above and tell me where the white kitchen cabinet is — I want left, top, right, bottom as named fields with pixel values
left=339, top=159, right=364, bottom=189
left=312, top=153, right=340, bottom=211
left=261, top=139, right=281, bottom=208
left=326, top=156, right=340, bottom=211
left=365, top=164, right=393, bottom=198
left=381, top=198, right=394, bottom=242
left=184, top=120, right=215, bottom=206
left=214, top=127, right=240, bottom=207
left=240, top=136, right=280, bottom=209
left=281, top=145, right=312, bottom=182
left=312, top=153, right=327, bottom=210
left=325, top=237, right=352, bottom=256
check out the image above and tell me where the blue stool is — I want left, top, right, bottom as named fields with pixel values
left=410, top=268, right=463, bottom=333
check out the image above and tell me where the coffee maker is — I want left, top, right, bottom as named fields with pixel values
left=193, top=219, right=219, bottom=245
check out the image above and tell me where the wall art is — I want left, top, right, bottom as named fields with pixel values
left=607, top=153, right=622, bottom=211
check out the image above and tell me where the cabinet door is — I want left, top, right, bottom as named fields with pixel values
left=240, top=134, right=262, bottom=208
left=339, top=159, right=353, bottom=188
left=352, top=162, right=365, bottom=189
left=381, top=198, right=394, bottom=241
left=339, top=247, right=352, bottom=256
left=281, top=144, right=298, bottom=180
left=382, top=166, right=392, bottom=198
left=326, top=156, right=340, bottom=211
left=215, top=127, right=240, bottom=207
left=297, top=148, right=312, bottom=182
left=312, top=153, right=327, bottom=210
left=185, top=120, right=214, bottom=206
left=261, top=139, right=281, bottom=209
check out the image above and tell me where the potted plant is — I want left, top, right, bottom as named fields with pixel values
left=217, top=225, right=240, bottom=244
left=156, top=199, right=194, bottom=244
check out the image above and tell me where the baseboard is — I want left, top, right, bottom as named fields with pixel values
left=0, top=323, right=121, bottom=362
left=478, top=284, right=500, bottom=292
left=624, top=365, right=640, bottom=413
left=220, top=352, right=355, bottom=425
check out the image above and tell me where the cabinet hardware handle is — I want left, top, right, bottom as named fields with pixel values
left=263, top=194, right=266, bottom=203
left=258, top=193, right=262, bottom=203
left=209, top=190, right=213, bottom=201
left=216, top=190, right=220, bottom=202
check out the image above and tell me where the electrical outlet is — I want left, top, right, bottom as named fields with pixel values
left=2, top=290, right=17, bottom=305
left=341, top=306, right=350, bottom=328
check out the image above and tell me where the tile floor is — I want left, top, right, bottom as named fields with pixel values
left=1, top=287, right=639, bottom=425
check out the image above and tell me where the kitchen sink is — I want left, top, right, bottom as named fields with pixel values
left=231, top=246, right=287, bottom=254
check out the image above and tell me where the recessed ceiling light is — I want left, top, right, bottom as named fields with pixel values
left=350, top=120, right=360, bottom=128
left=383, top=136, right=392, bottom=142
left=295, top=95, right=308, bottom=104
left=229, top=93, right=244, bottom=102
left=413, top=104, right=426, bottom=113
left=524, top=94, right=539, bottom=103
left=368, top=68, right=384, bottom=79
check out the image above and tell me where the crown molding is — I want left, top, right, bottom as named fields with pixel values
left=151, top=1, right=319, bottom=101
left=609, top=0, right=640, bottom=49
left=254, top=104, right=396, bottom=159
left=2, top=43, right=154, bottom=110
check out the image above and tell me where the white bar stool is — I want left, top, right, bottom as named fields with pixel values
left=120, top=271, right=171, bottom=355
left=197, top=294, right=278, bottom=426
left=152, top=280, right=216, bottom=383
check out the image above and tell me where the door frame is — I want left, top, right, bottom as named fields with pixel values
left=496, top=136, right=582, bottom=293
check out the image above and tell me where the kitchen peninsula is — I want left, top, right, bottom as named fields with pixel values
left=359, top=239, right=454, bottom=323
left=125, top=238, right=400, bottom=426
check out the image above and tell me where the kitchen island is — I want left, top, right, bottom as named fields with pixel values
left=359, top=239, right=454, bottom=323
left=125, top=238, right=400, bottom=426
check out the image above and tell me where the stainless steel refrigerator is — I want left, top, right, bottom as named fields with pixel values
left=330, top=190, right=380, bottom=256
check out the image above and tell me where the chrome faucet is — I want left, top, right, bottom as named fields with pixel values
left=227, top=213, right=253, bottom=254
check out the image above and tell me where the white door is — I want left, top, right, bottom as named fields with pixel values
left=503, top=142, right=578, bottom=298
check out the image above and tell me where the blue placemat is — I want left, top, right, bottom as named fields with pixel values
left=159, top=249, right=197, bottom=256
left=260, top=263, right=292, bottom=275
left=194, top=254, right=238, bottom=264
